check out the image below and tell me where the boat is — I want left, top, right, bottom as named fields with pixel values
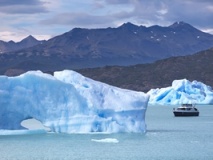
left=173, top=104, right=199, bottom=117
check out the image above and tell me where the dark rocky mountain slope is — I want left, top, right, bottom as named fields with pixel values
left=78, top=47, right=213, bottom=92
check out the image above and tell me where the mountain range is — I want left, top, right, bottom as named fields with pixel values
left=0, top=35, right=44, bottom=54
left=1, top=21, right=213, bottom=76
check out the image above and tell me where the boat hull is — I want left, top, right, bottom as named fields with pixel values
left=173, top=111, right=199, bottom=117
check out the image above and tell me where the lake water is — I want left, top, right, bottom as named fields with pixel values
left=0, top=105, right=213, bottom=160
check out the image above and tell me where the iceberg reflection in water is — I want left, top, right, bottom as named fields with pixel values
left=0, top=105, right=213, bottom=160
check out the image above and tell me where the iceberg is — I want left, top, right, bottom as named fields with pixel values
left=0, top=70, right=149, bottom=133
left=148, top=79, right=213, bottom=105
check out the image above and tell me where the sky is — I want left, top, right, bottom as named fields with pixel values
left=0, top=0, right=213, bottom=42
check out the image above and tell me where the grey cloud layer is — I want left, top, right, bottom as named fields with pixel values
left=0, top=0, right=43, bottom=6
left=104, top=0, right=132, bottom=4
left=0, top=0, right=47, bottom=14
left=106, top=0, right=213, bottom=29
left=1, top=0, right=212, bottom=39
left=1, top=0, right=212, bottom=28
left=41, top=0, right=213, bottom=28
left=41, top=12, right=116, bottom=27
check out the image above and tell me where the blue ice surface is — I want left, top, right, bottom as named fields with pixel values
left=0, top=70, right=149, bottom=134
left=148, top=79, right=213, bottom=105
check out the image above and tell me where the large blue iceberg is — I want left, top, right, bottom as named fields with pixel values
left=148, top=79, right=213, bottom=105
left=0, top=70, right=149, bottom=133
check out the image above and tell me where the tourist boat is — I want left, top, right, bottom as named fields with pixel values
left=173, top=104, right=199, bottom=117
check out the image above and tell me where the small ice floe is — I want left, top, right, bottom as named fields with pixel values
left=197, top=36, right=200, bottom=38
left=134, top=31, right=137, bottom=34
left=163, top=35, right=167, bottom=37
left=91, top=138, right=119, bottom=143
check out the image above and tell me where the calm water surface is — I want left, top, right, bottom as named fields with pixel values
left=0, top=105, right=213, bottom=160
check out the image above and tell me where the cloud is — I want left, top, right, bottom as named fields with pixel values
left=160, top=1, right=213, bottom=28
left=0, top=31, right=51, bottom=42
left=40, top=0, right=135, bottom=28
left=104, top=0, right=132, bottom=4
left=0, top=5, right=48, bottom=14
left=0, top=0, right=48, bottom=14
left=0, top=0, right=213, bottom=42
left=202, top=28, right=213, bottom=34
left=0, top=31, right=29, bottom=42
left=0, top=0, right=43, bottom=6
left=39, top=0, right=213, bottom=32
left=109, top=0, right=213, bottom=28
left=40, top=12, right=116, bottom=28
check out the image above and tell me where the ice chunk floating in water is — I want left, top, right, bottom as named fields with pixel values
left=0, top=70, right=149, bottom=133
left=148, top=79, right=213, bottom=105
left=91, top=138, right=119, bottom=143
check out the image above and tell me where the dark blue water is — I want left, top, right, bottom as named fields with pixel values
left=0, top=105, right=213, bottom=160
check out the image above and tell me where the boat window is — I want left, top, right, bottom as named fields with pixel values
left=177, top=108, right=185, bottom=110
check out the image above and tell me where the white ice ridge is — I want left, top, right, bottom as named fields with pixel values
left=0, top=70, right=149, bottom=133
left=148, top=79, right=213, bottom=105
